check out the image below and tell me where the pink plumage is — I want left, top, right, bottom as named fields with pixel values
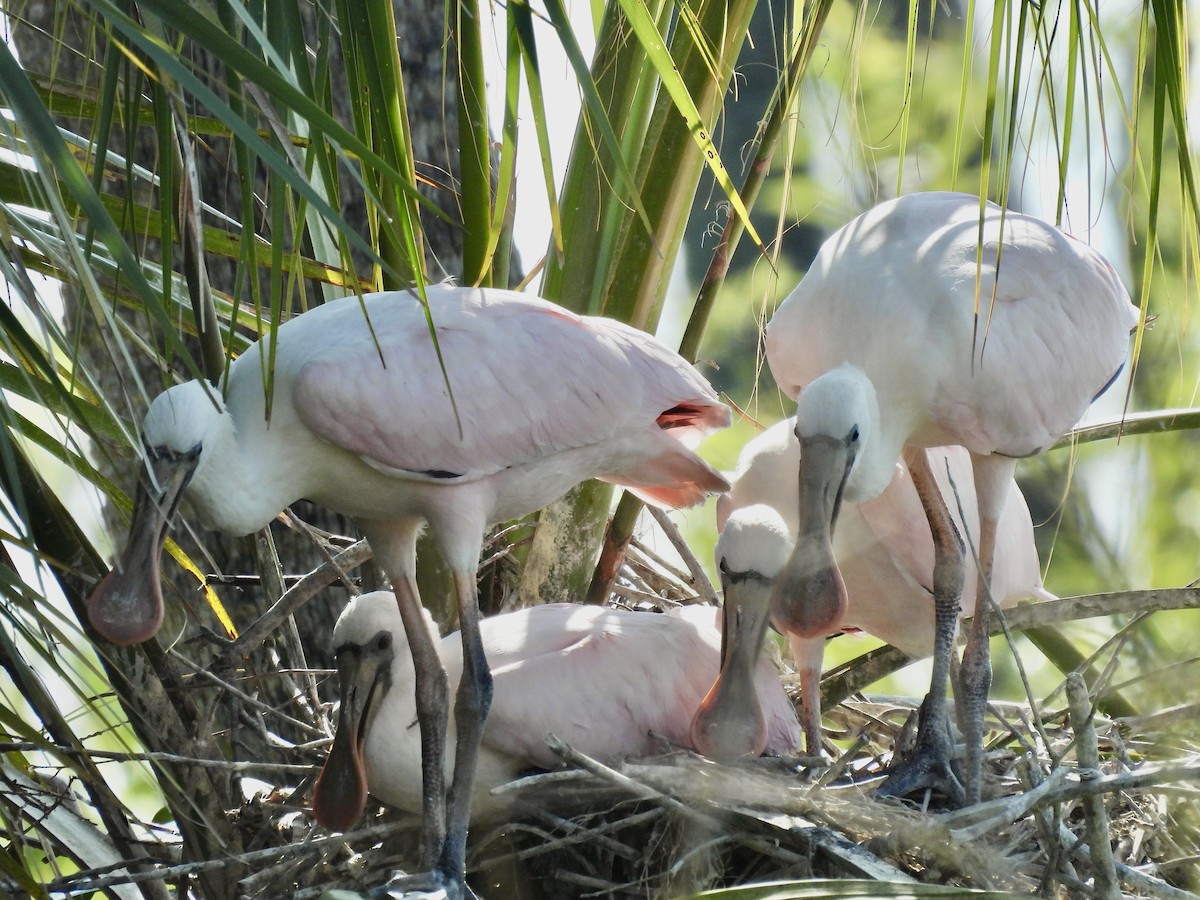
left=87, top=284, right=732, bottom=889
left=313, top=594, right=801, bottom=824
left=704, top=417, right=1052, bottom=755
left=760, top=191, right=1136, bottom=803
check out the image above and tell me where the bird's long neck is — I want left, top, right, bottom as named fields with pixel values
left=185, top=393, right=305, bottom=536
left=854, top=405, right=905, bottom=504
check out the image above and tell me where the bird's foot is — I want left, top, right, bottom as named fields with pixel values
left=875, top=694, right=965, bottom=808
left=876, top=746, right=964, bottom=807
left=368, top=868, right=475, bottom=900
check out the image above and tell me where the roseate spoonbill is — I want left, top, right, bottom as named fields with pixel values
left=86, top=284, right=731, bottom=891
left=689, top=418, right=1051, bottom=759
left=313, top=592, right=801, bottom=831
left=764, top=192, right=1137, bottom=803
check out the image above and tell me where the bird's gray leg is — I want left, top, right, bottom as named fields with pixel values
left=439, top=571, right=494, bottom=886
left=958, top=454, right=1013, bottom=805
left=877, top=446, right=966, bottom=804
left=361, top=521, right=449, bottom=871
left=392, top=575, right=450, bottom=869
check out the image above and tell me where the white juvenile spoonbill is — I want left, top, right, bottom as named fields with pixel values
left=764, top=192, right=1136, bottom=803
left=86, top=284, right=731, bottom=893
left=689, top=418, right=1051, bottom=759
left=687, top=502, right=801, bottom=760
left=313, top=592, right=801, bottom=830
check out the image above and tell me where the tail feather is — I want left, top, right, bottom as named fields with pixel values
left=656, top=400, right=732, bottom=448
left=605, top=456, right=729, bottom=509
left=625, top=481, right=713, bottom=509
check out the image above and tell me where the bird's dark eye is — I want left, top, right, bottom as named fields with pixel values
left=374, top=632, right=392, bottom=652
left=849, top=425, right=860, bottom=444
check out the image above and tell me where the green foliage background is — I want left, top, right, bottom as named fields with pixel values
left=0, top=0, right=1197, bottom=896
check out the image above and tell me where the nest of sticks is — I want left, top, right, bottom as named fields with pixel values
left=289, top=673, right=1200, bottom=899
left=240, top=518, right=1200, bottom=899
left=11, top=515, right=1200, bottom=900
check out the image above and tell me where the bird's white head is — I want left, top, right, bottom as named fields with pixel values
left=716, top=503, right=793, bottom=583
left=332, top=590, right=397, bottom=645
left=330, top=590, right=435, bottom=666
left=794, top=364, right=871, bottom=461
left=144, top=379, right=279, bottom=537
left=142, top=380, right=227, bottom=461
left=794, top=363, right=892, bottom=503
left=691, top=504, right=793, bottom=762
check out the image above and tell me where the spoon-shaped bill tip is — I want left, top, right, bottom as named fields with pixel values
left=87, top=445, right=201, bottom=645
left=690, top=676, right=768, bottom=761
left=85, top=564, right=164, bottom=648
left=312, top=724, right=369, bottom=832
left=86, top=535, right=165, bottom=645
left=770, top=538, right=848, bottom=639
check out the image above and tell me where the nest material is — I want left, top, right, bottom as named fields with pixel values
left=9, top=526, right=1200, bottom=900
left=294, top=699, right=1200, bottom=899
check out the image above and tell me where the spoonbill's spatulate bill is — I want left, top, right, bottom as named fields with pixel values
left=87, top=284, right=732, bottom=892
left=691, top=418, right=1051, bottom=759
left=688, top=503, right=799, bottom=760
left=764, top=192, right=1137, bottom=803
left=313, top=593, right=801, bottom=829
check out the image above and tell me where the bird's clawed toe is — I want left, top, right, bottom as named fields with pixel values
left=876, top=750, right=965, bottom=808
left=875, top=694, right=966, bottom=807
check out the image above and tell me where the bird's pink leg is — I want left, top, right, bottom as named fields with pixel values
left=440, top=570, right=494, bottom=884
left=787, top=633, right=826, bottom=757
left=958, top=454, right=1014, bottom=804
left=877, top=446, right=966, bottom=804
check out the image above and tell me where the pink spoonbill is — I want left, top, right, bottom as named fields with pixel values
left=763, top=192, right=1136, bottom=803
left=86, top=284, right=732, bottom=893
left=313, top=592, right=801, bottom=830
left=690, top=417, right=1052, bottom=759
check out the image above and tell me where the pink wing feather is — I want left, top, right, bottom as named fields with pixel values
left=283, top=286, right=727, bottom=481
left=766, top=192, right=1137, bottom=457
left=480, top=604, right=801, bottom=764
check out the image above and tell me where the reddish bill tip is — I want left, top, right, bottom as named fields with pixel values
left=86, top=567, right=164, bottom=645
left=312, top=724, right=369, bottom=832
left=690, top=676, right=768, bottom=761
left=770, top=538, right=849, bottom=639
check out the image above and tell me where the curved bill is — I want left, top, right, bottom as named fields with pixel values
left=770, top=435, right=849, bottom=638
left=86, top=445, right=198, bottom=644
left=690, top=567, right=774, bottom=760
